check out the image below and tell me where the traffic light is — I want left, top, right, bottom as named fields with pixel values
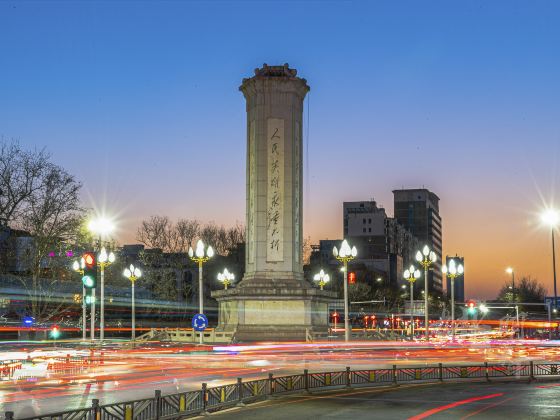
left=466, top=300, right=476, bottom=315
left=348, top=272, right=356, bottom=284
left=50, top=325, right=61, bottom=339
left=82, top=252, right=97, bottom=289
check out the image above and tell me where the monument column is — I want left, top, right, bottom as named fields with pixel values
left=212, top=64, right=334, bottom=341
left=242, top=63, right=308, bottom=286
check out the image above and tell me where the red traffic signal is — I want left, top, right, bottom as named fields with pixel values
left=466, top=299, right=476, bottom=308
left=348, top=272, right=356, bottom=284
left=83, top=252, right=95, bottom=268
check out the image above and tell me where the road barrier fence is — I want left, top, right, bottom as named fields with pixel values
left=5, top=361, right=560, bottom=420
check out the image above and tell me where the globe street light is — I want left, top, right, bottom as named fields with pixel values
left=123, top=264, right=141, bottom=341
left=404, top=265, right=421, bottom=337
left=442, top=259, right=464, bottom=341
left=72, top=258, right=87, bottom=341
left=217, top=268, right=234, bottom=290
left=189, top=239, right=214, bottom=344
left=416, top=245, right=437, bottom=341
left=506, top=267, right=515, bottom=303
left=541, top=209, right=559, bottom=310
left=333, top=240, right=357, bottom=342
left=313, top=269, right=330, bottom=290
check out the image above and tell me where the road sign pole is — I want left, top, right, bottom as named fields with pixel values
left=192, top=314, right=208, bottom=342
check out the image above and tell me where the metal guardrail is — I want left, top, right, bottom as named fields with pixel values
left=134, top=328, right=236, bottom=344
left=6, top=361, right=559, bottom=420
left=0, top=360, right=23, bottom=379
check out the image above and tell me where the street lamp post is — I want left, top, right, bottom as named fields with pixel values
left=313, top=269, right=330, bottom=290
left=506, top=267, right=515, bottom=303
left=87, top=218, right=115, bottom=342
left=442, top=259, right=464, bottom=341
left=72, top=258, right=87, bottom=341
left=123, top=264, right=142, bottom=341
left=541, top=210, right=559, bottom=310
left=98, top=247, right=115, bottom=341
left=403, top=265, right=421, bottom=337
left=189, top=239, right=214, bottom=344
left=416, top=245, right=437, bottom=341
left=333, top=240, right=357, bottom=342
left=217, top=268, right=234, bottom=290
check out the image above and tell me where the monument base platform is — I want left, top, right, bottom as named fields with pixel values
left=211, top=279, right=336, bottom=341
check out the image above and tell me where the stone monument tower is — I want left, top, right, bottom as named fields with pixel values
left=212, top=64, right=333, bottom=341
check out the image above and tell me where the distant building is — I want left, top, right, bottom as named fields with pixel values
left=445, top=255, right=465, bottom=303
left=0, top=227, right=35, bottom=273
left=340, top=200, right=419, bottom=287
left=119, top=244, right=194, bottom=303
left=393, top=189, right=443, bottom=293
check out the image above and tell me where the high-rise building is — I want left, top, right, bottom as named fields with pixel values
left=445, top=255, right=465, bottom=303
left=393, top=189, right=443, bottom=292
left=341, top=200, right=419, bottom=287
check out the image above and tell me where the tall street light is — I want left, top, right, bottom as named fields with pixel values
left=88, top=217, right=115, bottom=342
left=217, top=268, right=234, bottom=290
left=541, top=209, right=559, bottom=310
left=313, top=269, right=330, bottom=290
left=416, top=245, right=437, bottom=341
left=189, top=239, right=214, bottom=344
left=506, top=267, right=515, bottom=303
left=442, top=259, right=464, bottom=341
left=123, top=264, right=141, bottom=341
left=97, top=247, right=115, bottom=341
left=403, top=265, right=421, bottom=337
left=72, top=258, right=86, bottom=341
left=333, top=240, right=357, bottom=342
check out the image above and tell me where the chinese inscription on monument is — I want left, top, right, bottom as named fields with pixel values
left=248, top=120, right=256, bottom=264
left=267, top=118, right=284, bottom=261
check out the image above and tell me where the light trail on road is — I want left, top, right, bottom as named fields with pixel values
left=2, top=340, right=560, bottom=417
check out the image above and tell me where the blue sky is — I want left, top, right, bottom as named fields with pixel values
left=1, top=1, right=559, bottom=298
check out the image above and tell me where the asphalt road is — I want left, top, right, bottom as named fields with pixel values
left=3, top=341, right=560, bottom=418
left=206, top=381, right=560, bottom=419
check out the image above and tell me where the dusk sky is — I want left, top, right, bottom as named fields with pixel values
left=1, top=1, right=559, bottom=299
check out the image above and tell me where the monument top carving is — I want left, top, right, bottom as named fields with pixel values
left=240, top=63, right=309, bottom=94
left=241, top=63, right=307, bottom=83
left=255, top=63, right=296, bottom=77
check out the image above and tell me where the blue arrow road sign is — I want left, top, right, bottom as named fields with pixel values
left=192, top=313, right=208, bottom=331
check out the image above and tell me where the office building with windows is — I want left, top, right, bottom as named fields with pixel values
left=393, top=189, right=443, bottom=292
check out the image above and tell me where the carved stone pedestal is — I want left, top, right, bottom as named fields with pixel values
left=212, top=280, right=335, bottom=341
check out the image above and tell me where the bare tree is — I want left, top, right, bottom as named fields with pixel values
left=16, top=164, right=84, bottom=322
left=137, top=215, right=177, bottom=252
left=137, top=216, right=245, bottom=257
left=497, top=276, right=547, bottom=303
left=175, top=218, right=200, bottom=252
left=226, top=222, right=245, bottom=251
left=302, top=236, right=312, bottom=265
left=0, top=139, right=50, bottom=226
